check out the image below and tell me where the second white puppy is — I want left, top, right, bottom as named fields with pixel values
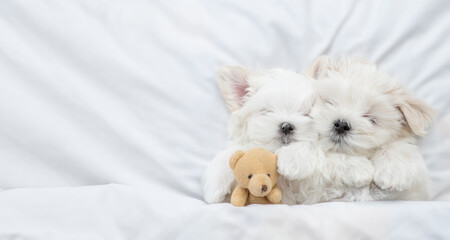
left=279, top=56, right=434, bottom=203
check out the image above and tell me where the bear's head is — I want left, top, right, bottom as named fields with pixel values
left=229, top=148, right=279, bottom=197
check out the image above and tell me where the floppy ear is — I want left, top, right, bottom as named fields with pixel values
left=229, top=150, right=245, bottom=170
left=396, top=90, right=435, bottom=136
left=217, top=66, right=254, bottom=112
left=305, top=55, right=335, bottom=79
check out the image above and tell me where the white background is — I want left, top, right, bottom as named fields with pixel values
left=0, top=1, right=449, bottom=239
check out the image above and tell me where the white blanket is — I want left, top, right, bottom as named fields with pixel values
left=0, top=0, right=449, bottom=239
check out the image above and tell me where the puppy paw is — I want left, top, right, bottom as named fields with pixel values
left=204, top=186, right=228, bottom=204
left=336, top=156, right=374, bottom=188
left=374, top=168, right=412, bottom=192
left=202, top=147, right=240, bottom=203
left=277, top=150, right=300, bottom=180
left=277, top=142, right=317, bottom=180
left=343, top=167, right=374, bottom=188
left=371, top=141, right=426, bottom=192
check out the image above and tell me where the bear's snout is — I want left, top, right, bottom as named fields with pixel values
left=262, top=185, right=267, bottom=192
left=248, top=174, right=272, bottom=197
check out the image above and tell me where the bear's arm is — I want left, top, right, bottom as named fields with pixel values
left=266, top=185, right=282, bottom=204
left=230, top=186, right=249, bottom=207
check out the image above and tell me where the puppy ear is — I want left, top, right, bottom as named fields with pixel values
left=229, top=150, right=245, bottom=170
left=306, top=56, right=375, bottom=80
left=396, top=90, right=435, bottom=136
left=306, top=55, right=336, bottom=79
left=217, top=66, right=253, bottom=112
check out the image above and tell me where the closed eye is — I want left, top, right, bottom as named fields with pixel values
left=260, top=108, right=273, bottom=114
left=323, top=98, right=335, bottom=106
left=304, top=109, right=312, bottom=118
left=362, top=114, right=376, bottom=124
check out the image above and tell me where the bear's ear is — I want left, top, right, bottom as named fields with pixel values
left=229, top=150, right=245, bottom=170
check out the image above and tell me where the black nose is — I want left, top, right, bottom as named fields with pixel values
left=333, top=120, right=351, bottom=134
left=280, top=122, right=294, bottom=135
left=261, top=185, right=267, bottom=192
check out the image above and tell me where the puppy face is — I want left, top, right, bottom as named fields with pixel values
left=218, top=66, right=316, bottom=152
left=313, top=75, right=404, bottom=154
left=308, top=56, right=434, bottom=155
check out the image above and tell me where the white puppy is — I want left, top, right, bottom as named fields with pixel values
left=305, top=56, right=435, bottom=201
left=202, top=66, right=316, bottom=204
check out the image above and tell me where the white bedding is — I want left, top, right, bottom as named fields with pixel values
left=0, top=0, right=449, bottom=239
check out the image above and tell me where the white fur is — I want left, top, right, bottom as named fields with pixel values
left=302, top=56, right=435, bottom=202
left=202, top=66, right=316, bottom=204
left=203, top=57, right=434, bottom=205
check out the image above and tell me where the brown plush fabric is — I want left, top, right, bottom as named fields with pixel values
left=229, top=148, right=282, bottom=206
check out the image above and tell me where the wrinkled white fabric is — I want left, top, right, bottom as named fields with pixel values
left=0, top=0, right=449, bottom=239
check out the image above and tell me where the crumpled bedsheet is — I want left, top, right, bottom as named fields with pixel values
left=0, top=0, right=449, bottom=239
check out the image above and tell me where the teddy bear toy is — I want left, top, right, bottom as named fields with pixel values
left=229, top=148, right=282, bottom=206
